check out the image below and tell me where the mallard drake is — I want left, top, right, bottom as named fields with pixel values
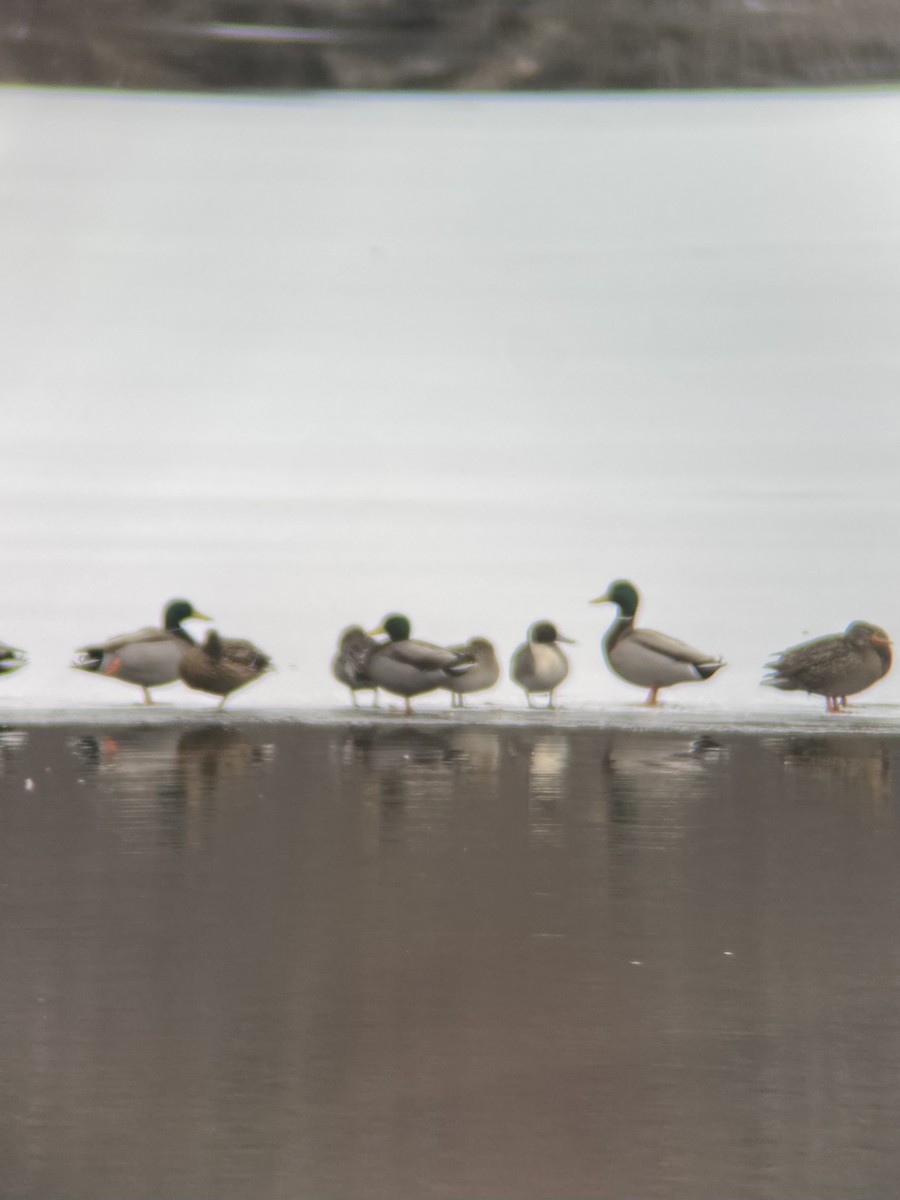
left=178, top=630, right=272, bottom=709
left=763, top=621, right=892, bottom=712
left=591, top=580, right=724, bottom=706
left=510, top=621, right=574, bottom=709
left=365, top=614, right=473, bottom=715
left=332, top=625, right=380, bottom=707
left=445, top=637, right=500, bottom=708
left=72, top=599, right=211, bottom=705
left=0, top=642, right=27, bottom=676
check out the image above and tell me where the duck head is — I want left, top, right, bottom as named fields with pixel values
left=529, top=621, right=575, bottom=645
left=845, top=621, right=892, bottom=670
left=164, top=599, right=212, bottom=630
left=369, top=614, right=411, bottom=642
left=845, top=621, right=892, bottom=648
left=339, top=625, right=374, bottom=650
left=590, top=580, right=640, bottom=618
left=467, top=637, right=495, bottom=653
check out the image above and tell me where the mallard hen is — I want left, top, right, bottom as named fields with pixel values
left=763, top=621, right=892, bottom=712
left=444, top=637, right=500, bottom=708
left=332, top=625, right=380, bottom=707
left=179, top=630, right=272, bottom=709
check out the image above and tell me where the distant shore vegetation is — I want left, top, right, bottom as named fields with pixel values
left=2, top=0, right=899, bottom=90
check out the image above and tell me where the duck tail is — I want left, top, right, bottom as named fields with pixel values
left=695, top=659, right=725, bottom=681
left=0, top=647, right=27, bottom=674
left=72, top=649, right=102, bottom=673
left=445, top=649, right=476, bottom=677
left=761, top=671, right=794, bottom=691
left=252, top=650, right=273, bottom=673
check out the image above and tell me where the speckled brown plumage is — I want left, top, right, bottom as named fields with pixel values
left=763, top=621, right=892, bottom=712
left=331, top=625, right=379, bottom=706
left=179, top=630, right=272, bottom=708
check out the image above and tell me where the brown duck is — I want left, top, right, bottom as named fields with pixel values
left=763, top=621, right=892, bottom=712
left=179, top=630, right=272, bottom=709
left=331, top=625, right=380, bottom=707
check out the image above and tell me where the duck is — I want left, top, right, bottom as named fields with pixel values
left=72, top=599, right=212, bottom=705
left=763, top=621, right=892, bottom=712
left=444, top=637, right=500, bottom=708
left=332, top=625, right=380, bottom=707
left=510, top=621, right=574, bottom=709
left=365, top=614, right=473, bottom=715
left=0, top=642, right=27, bottom=676
left=591, top=580, right=724, bottom=706
left=178, top=630, right=272, bottom=709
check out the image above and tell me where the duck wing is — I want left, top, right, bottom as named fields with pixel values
left=510, top=643, right=535, bottom=680
left=763, top=633, right=853, bottom=692
left=333, top=641, right=376, bottom=688
left=631, top=627, right=722, bottom=668
left=214, top=636, right=272, bottom=673
left=77, top=625, right=171, bottom=655
left=389, top=639, right=471, bottom=674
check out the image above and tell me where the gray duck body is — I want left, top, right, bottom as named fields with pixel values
left=763, top=620, right=892, bottom=710
left=510, top=622, right=572, bottom=708
left=592, top=580, right=723, bottom=704
left=365, top=614, right=472, bottom=712
left=445, top=637, right=500, bottom=706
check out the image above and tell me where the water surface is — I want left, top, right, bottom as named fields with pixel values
left=1, top=720, right=899, bottom=1198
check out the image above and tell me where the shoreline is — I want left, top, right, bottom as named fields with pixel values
left=1, top=702, right=897, bottom=737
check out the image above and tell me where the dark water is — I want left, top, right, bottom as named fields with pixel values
left=1, top=720, right=899, bottom=1199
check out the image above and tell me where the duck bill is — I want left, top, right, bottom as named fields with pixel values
left=557, top=634, right=577, bottom=644
left=589, top=594, right=610, bottom=605
left=367, top=623, right=386, bottom=637
left=191, top=611, right=214, bottom=622
left=872, top=633, right=893, bottom=647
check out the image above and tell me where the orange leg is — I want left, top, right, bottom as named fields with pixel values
left=644, top=687, right=659, bottom=707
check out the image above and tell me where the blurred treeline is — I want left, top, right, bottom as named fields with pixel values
left=2, top=0, right=898, bottom=89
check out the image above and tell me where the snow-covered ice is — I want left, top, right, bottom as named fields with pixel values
left=1, top=87, right=899, bottom=721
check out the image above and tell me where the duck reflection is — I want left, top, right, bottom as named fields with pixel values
left=335, top=725, right=504, bottom=845
left=600, top=732, right=727, bottom=792
left=337, top=725, right=452, bottom=775
left=525, top=734, right=570, bottom=847
left=175, top=726, right=275, bottom=804
left=765, top=735, right=892, bottom=804
left=437, top=728, right=503, bottom=774
left=69, top=726, right=275, bottom=847
left=592, top=731, right=730, bottom=842
left=0, top=727, right=27, bottom=777
left=338, top=725, right=503, bottom=777
left=337, top=727, right=453, bottom=845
